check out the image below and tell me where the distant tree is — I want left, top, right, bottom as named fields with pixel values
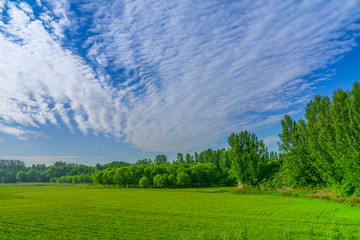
left=198, top=148, right=220, bottom=167
left=16, top=171, right=27, bottom=183
left=26, top=169, right=40, bottom=182
left=53, top=161, right=67, bottom=167
left=129, top=165, right=143, bottom=186
left=50, top=177, right=57, bottom=183
left=139, top=176, right=150, bottom=188
left=154, top=173, right=169, bottom=188
left=114, top=167, right=130, bottom=187
left=153, top=174, right=162, bottom=188
left=0, top=159, right=26, bottom=172
left=94, top=171, right=104, bottom=185
left=155, top=155, right=167, bottom=165
left=1, top=171, right=16, bottom=183
left=102, top=168, right=116, bottom=185
left=168, top=174, right=176, bottom=187
left=189, top=166, right=202, bottom=186
left=176, top=172, right=191, bottom=188
left=135, top=158, right=153, bottom=165
left=219, top=149, right=231, bottom=172
left=176, top=153, right=184, bottom=163
left=185, top=153, right=193, bottom=164
left=194, top=152, right=199, bottom=163
left=32, top=164, right=47, bottom=172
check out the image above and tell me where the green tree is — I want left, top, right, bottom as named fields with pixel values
left=194, top=152, right=199, bottom=163
left=1, top=171, right=16, bottom=183
left=153, top=174, right=162, bottom=188
left=185, top=153, right=193, bottom=164
left=176, top=153, right=184, bottom=163
left=94, top=171, right=104, bottom=185
left=279, top=116, right=319, bottom=186
left=139, top=176, right=150, bottom=188
left=348, top=82, right=360, bottom=185
left=228, top=131, right=268, bottom=186
left=155, top=155, right=167, bottom=165
left=26, top=169, right=40, bottom=182
left=16, top=171, right=27, bottom=183
left=168, top=174, right=176, bottom=187
left=176, top=172, right=191, bottom=188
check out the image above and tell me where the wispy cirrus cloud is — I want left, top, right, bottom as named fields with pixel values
left=0, top=0, right=359, bottom=152
left=0, top=1, right=128, bottom=139
left=263, top=136, right=280, bottom=146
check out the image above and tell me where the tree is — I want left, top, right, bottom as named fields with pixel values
left=176, top=172, right=191, bottom=188
left=135, top=158, right=153, bottom=165
left=139, top=176, right=150, bottom=188
left=219, top=149, right=231, bottom=172
left=16, top=171, right=27, bottom=183
left=279, top=116, right=319, bottom=186
left=154, top=174, right=169, bottom=188
left=1, top=171, right=16, bottom=183
left=114, top=167, right=130, bottom=187
left=347, top=82, right=360, bottom=185
left=26, top=169, right=40, bottom=182
left=176, top=153, right=184, bottom=163
left=155, top=155, right=167, bottom=165
left=228, top=131, right=268, bottom=186
left=185, top=153, right=193, bottom=164
left=168, top=174, right=176, bottom=187
left=194, top=152, right=199, bottom=163
left=94, top=171, right=104, bottom=185
left=153, top=174, right=162, bottom=188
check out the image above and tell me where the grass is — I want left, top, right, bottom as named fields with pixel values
left=1, top=184, right=360, bottom=239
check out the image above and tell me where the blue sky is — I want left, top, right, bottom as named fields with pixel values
left=0, top=0, right=359, bottom=165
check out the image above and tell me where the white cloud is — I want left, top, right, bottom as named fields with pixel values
left=0, top=1, right=128, bottom=139
left=0, top=0, right=359, bottom=152
left=83, top=0, right=359, bottom=151
left=263, top=136, right=280, bottom=146
left=0, top=123, right=30, bottom=139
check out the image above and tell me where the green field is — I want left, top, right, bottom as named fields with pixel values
left=1, top=185, right=360, bottom=239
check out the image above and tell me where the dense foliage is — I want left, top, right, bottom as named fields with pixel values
left=94, top=162, right=233, bottom=188
left=278, top=81, right=360, bottom=195
left=0, top=160, right=98, bottom=184
left=6, top=83, right=359, bottom=191
left=0, top=144, right=278, bottom=187
left=228, top=131, right=270, bottom=186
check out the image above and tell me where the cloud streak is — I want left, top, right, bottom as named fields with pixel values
left=0, top=0, right=359, bottom=152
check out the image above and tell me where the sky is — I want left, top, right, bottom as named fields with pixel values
left=0, top=0, right=360, bottom=166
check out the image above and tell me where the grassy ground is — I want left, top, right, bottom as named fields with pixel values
left=1, top=184, right=360, bottom=239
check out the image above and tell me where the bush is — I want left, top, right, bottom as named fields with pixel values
left=341, top=182, right=355, bottom=197
left=176, top=172, right=191, bottom=188
left=168, top=174, right=176, bottom=186
left=50, top=177, right=57, bottom=183
left=139, top=177, right=150, bottom=188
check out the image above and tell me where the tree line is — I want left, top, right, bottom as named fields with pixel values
left=0, top=146, right=278, bottom=187
left=2, top=82, right=358, bottom=193
left=94, top=163, right=232, bottom=188
left=278, top=81, right=360, bottom=195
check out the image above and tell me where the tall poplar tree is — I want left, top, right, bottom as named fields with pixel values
left=228, top=131, right=268, bottom=186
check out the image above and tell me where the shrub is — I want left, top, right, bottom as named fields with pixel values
left=341, top=182, right=355, bottom=197
left=139, top=176, right=150, bottom=188
left=176, top=172, right=191, bottom=188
